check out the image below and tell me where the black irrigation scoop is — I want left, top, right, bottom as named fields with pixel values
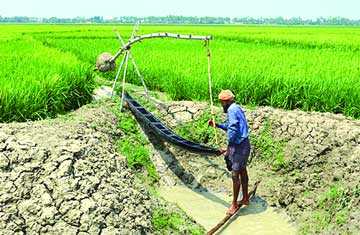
left=123, top=92, right=221, bottom=156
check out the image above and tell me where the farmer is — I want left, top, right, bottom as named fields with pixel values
left=208, top=90, right=251, bottom=215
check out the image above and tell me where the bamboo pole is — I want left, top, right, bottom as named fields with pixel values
left=111, top=22, right=139, bottom=98
left=206, top=40, right=219, bottom=146
left=207, top=181, right=261, bottom=235
left=114, top=30, right=149, bottom=97
left=111, top=54, right=127, bottom=97
left=119, top=51, right=130, bottom=110
left=110, top=33, right=212, bottom=63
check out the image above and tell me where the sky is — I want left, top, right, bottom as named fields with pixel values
left=0, top=0, right=359, bottom=19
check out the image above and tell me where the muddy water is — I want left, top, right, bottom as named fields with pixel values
left=159, top=186, right=297, bottom=235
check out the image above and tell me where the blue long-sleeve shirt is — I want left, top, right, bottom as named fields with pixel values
left=216, top=103, right=249, bottom=145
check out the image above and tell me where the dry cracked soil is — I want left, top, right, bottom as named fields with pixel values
left=0, top=100, right=202, bottom=235
left=0, top=101, right=156, bottom=234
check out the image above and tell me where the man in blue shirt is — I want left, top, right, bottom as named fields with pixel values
left=208, top=90, right=251, bottom=215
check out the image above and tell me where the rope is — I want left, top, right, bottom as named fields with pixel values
left=205, top=39, right=219, bottom=146
left=119, top=51, right=130, bottom=110
left=131, top=56, right=149, bottom=97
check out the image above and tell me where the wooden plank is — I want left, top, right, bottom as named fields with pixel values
left=207, top=181, right=261, bottom=235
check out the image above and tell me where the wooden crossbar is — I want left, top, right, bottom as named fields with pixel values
left=110, top=32, right=212, bottom=63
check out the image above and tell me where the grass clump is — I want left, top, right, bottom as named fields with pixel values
left=250, top=120, right=287, bottom=170
left=152, top=208, right=204, bottom=235
left=152, top=209, right=184, bottom=231
left=300, top=184, right=354, bottom=234
left=112, top=104, right=159, bottom=183
left=175, top=110, right=223, bottom=148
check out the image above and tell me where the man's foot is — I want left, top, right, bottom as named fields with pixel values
left=226, top=203, right=239, bottom=215
left=239, top=197, right=249, bottom=206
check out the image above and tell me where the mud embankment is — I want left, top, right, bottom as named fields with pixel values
left=0, top=101, right=154, bottom=234
left=0, top=95, right=207, bottom=235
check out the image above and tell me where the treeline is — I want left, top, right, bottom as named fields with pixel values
left=1, top=15, right=360, bottom=25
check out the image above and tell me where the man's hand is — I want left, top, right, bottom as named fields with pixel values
left=208, top=119, right=216, bottom=127
left=218, top=148, right=228, bottom=156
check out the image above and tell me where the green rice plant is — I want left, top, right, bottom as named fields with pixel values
left=127, top=37, right=360, bottom=118
left=0, top=36, right=94, bottom=122
left=1, top=24, right=359, bottom=119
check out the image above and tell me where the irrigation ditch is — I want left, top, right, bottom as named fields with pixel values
left=137, top=88, right=360, bottom=234
left=0, top=86, right=359, bottom=234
